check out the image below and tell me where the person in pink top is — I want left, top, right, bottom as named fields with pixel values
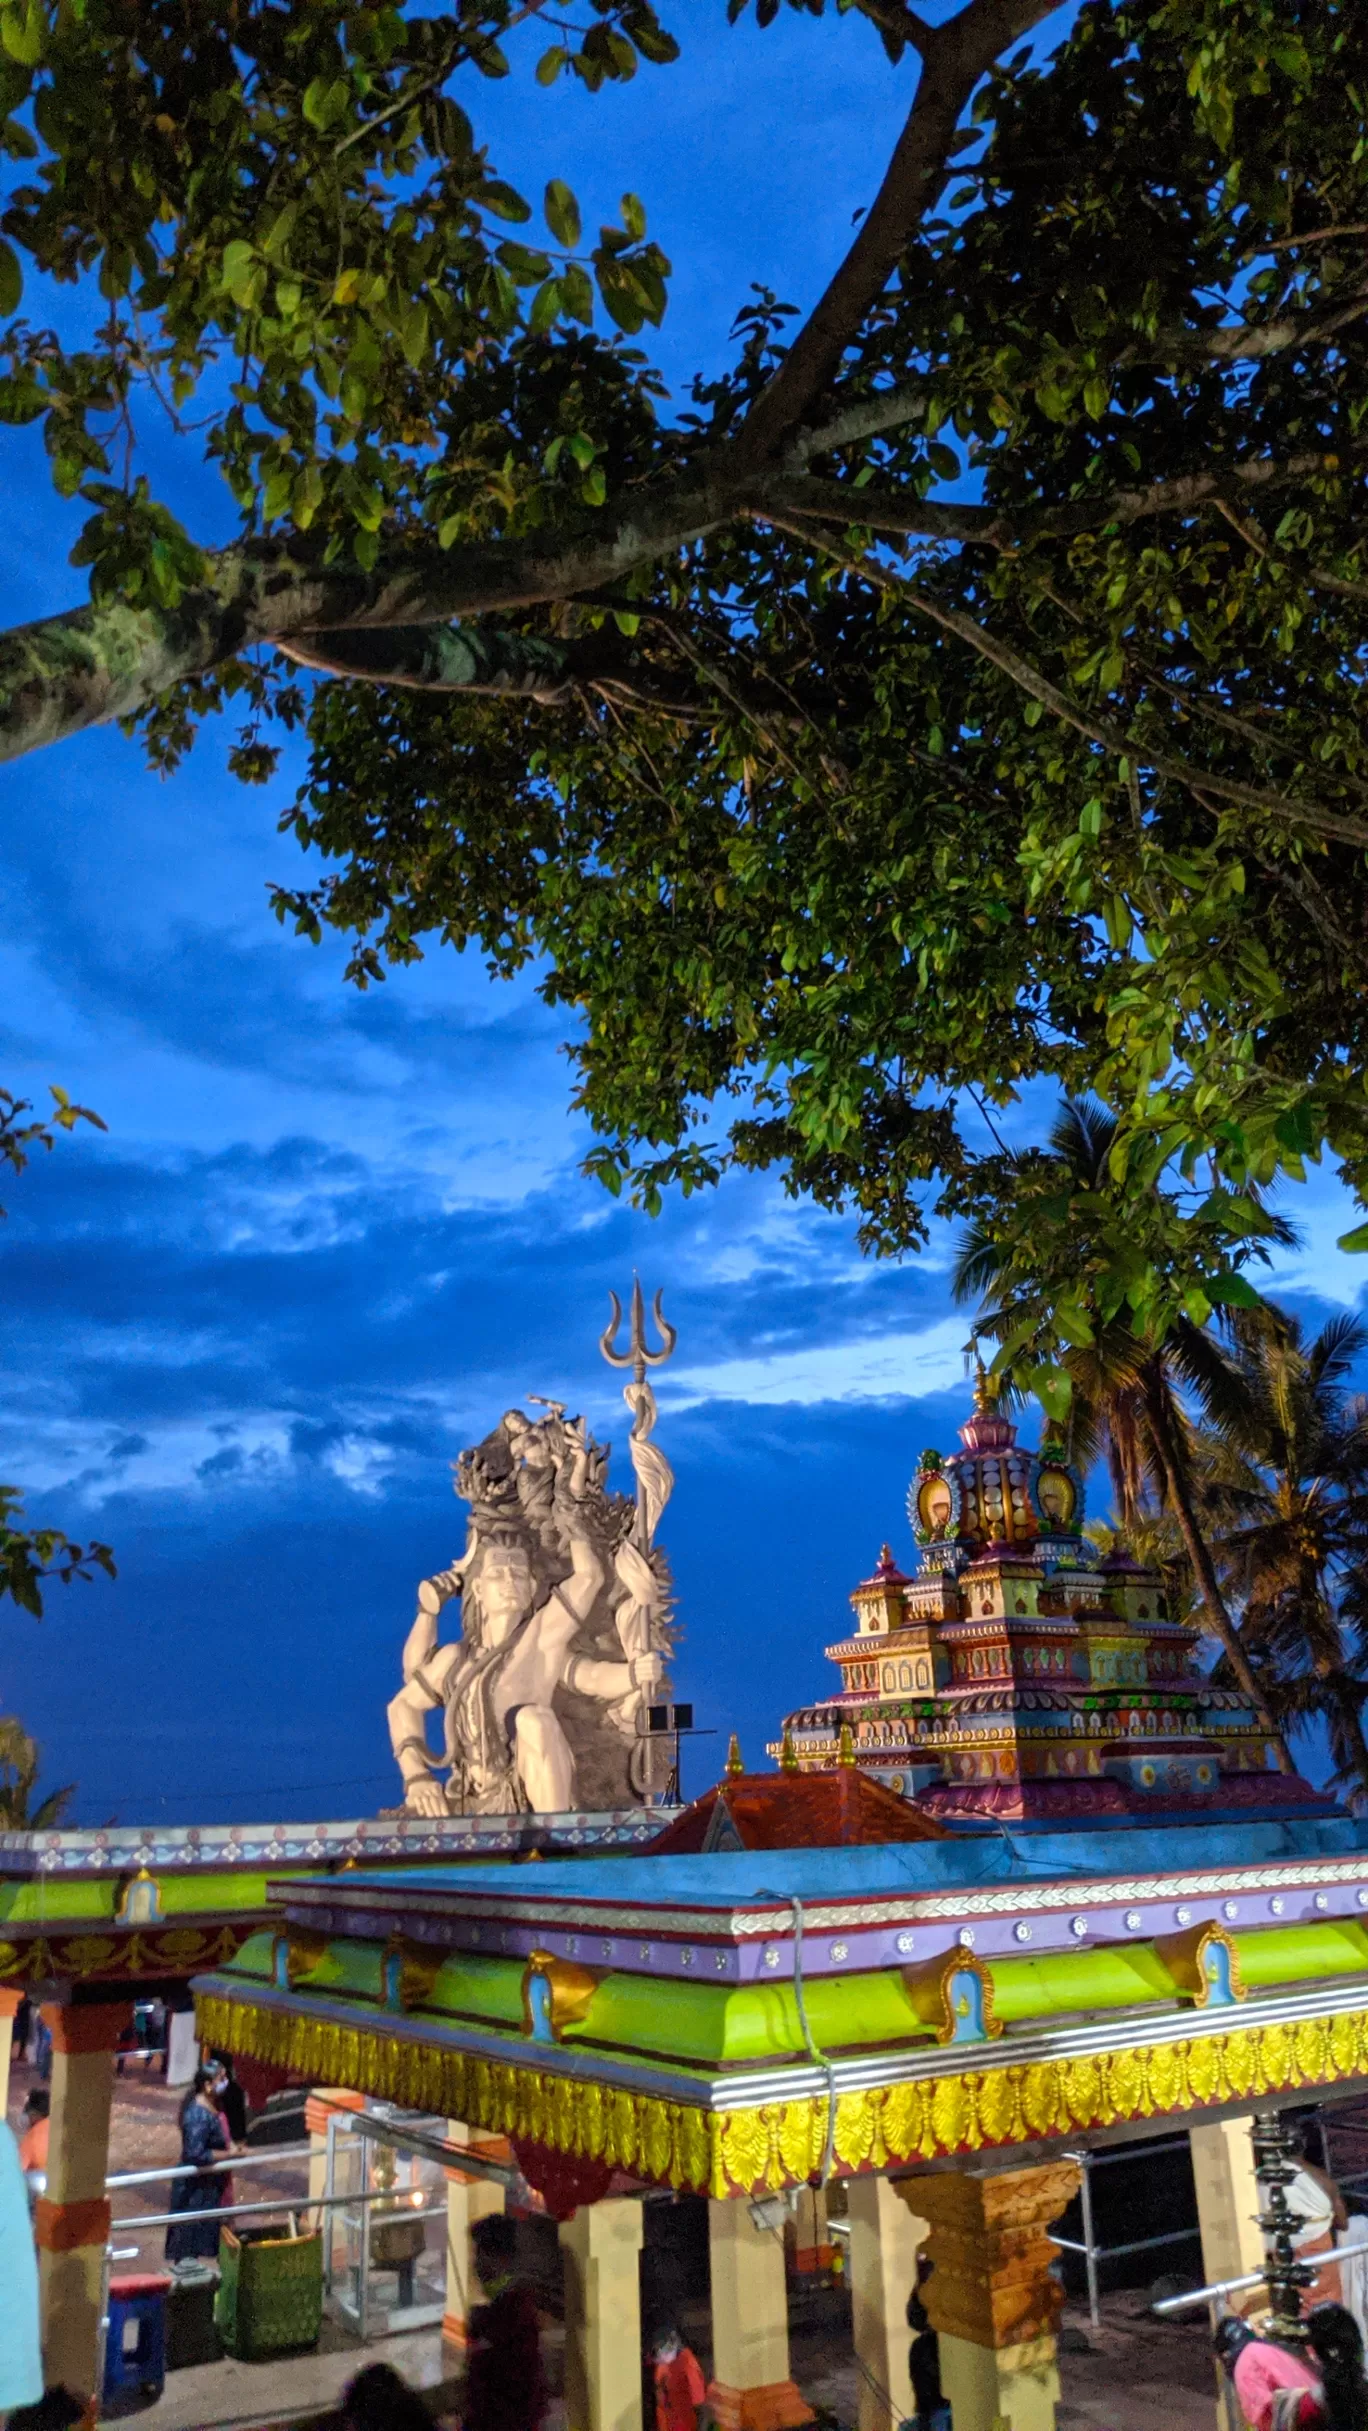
left=1215, top=2317, right=1324, bottom=2430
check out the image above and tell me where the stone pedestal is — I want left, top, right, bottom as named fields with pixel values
left=903, top=2160, right=1080, bottom=2431
left=443, top=2121, right=507, bottom=2352
left=847, top=2176, right=928, bottom=2431
left=1191, top=2116, right=1265, bottom=2287
left=707, top=2197, right=814, bottom=2431
left=36, top=2001, right=132, bottom=2402
left=559, top=2196, right=644, bottom=2431
left=0, top=1985, right=22, bottom=2118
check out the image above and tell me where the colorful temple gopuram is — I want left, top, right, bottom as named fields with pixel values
left=773, top=1380, right=1327, bottom=1824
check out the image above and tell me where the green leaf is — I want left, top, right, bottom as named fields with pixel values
left=480, top=181, right=532, bottom=225
left=1032, top=1366, right=1074, bottom=1425
left=1337, top=1223, right=1368, bottom=1254
left=536, top=46, right=568, bottom=85
left=1052, top=1301, right=1095, bottom=1349
left=561, top=263, right=593, bottom=322
left=1204, top=1274, right=1262, bottom=1307
left=528, top=277, right=562, bottom=336
left=621, top=191, right=647, bottom=241
left=0, top=235, right=21, bottom=317
left=0, top=3, right=42, bottom=67
left=544, top=178, right=582, bottom=248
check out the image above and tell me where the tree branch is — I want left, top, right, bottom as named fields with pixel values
left=279, top=623, right=579, bottom=699
left=0, top=476, right=739, bottom=761
left=733, top=0, right=1062, bottom=463
left=852, top=0, right=935, bottom=57
left=772, top=447, right=1354, bottom=548
left=768, top=508, right=1368, bottom=847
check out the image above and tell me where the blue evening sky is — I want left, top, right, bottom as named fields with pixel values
left=0, top=5, right=1360, bottom=1823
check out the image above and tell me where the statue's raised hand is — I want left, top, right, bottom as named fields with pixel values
left=629, top=1651, right=664, bottom=1690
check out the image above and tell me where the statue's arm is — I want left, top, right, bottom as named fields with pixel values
left=388, top=1645, right=459, bottom=1797
left=400, top=1561, right=465, bottom=1684
left=564, top=1648, right=663, bottom=1701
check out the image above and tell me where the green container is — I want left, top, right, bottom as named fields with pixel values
left=214, top=2222, right=323, bottom=2361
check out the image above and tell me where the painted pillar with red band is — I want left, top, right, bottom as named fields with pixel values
left=37, top=2001, right=132, bottom=2402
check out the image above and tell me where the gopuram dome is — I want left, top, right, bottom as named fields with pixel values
left=909, top=1371, right=1085, bottom=1563
left=771, top=1380, right=1334, bottom=1825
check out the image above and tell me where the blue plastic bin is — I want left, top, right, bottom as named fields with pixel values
left=103, top=2272, right=171, bottom=2405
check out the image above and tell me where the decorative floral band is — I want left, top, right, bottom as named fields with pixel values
left=0, top=1924, right=250, bottom=1984
left=195, top=1988, right=1368, bottom=2200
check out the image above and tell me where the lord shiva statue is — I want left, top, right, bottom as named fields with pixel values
left=387, top=1391, right=673, bottom=1816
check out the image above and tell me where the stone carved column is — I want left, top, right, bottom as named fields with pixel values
left=1191, top=2116, right=1265, bottom=2289
left=847, top=2175, right=928, bottom=2431
left=36, top=2001, right=133, bottom=2403
left=707, top=2196, right=814, bottom=2431
left=559, top=2196, right=645, bottom=2431
left=442, top=2122, right=507, bottom=2353
left=898, top=2159, right=1080, bottom=2431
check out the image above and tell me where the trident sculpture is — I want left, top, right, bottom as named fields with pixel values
left=601, top=1282, right=677, bottom=1788
left=599, top=1279, right=677, bottom=1552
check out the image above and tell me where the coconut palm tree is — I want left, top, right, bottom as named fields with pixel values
left=1197, top=1308, right=1368, bottom=1801
left=0, top=1717, right=75, bottom=1829
left=953, top=1097, right=1294, bottom=1767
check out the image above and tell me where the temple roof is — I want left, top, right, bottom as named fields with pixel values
left=644, top=1767, right=947, bottom=1854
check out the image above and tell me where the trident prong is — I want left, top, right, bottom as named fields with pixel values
left=600, top=1278, right=677, bottom=1386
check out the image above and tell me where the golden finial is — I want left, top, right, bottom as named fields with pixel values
left=780, top=1726, right=799, bottom=1773
left=973, top=1354, right=993, bottom=1409
left=837, top=1722, right=857, bottom=1768
left=725, top=1732, right=744, bottom=1777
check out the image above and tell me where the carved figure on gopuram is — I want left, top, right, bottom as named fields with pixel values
left=387, top=1288, right=676, bottom=1816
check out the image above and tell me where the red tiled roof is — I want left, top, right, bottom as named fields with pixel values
left=644, top=1768, right=947, bottom=1853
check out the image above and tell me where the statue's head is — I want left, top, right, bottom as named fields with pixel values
left=468, top=1529, right=537, bottom=1645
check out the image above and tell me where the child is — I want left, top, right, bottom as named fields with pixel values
left=649, top=2323, right=706, bottom=2431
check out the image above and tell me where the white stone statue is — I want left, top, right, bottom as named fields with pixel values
left=387, top=1393, right=671, bottom=1817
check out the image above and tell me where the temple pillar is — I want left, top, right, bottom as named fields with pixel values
left=707, top=2196, right=814, bottom=2431
left=443, top=2121, right=506, bottom=2353
left=0, top=1985, right=22, bottom=2117
left=847, top=2175, right=928, bottom=2431
left=559, top=2196, right=644, bottom=2431
left=1190, top=2115, right=1265, bottom=2289
left=35, top=2001, right=132, bottom=2402
left=902, top=2159, right=1080, bottom=2431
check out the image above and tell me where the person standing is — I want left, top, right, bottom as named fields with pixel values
left=210, top=2052, right=249, bottom=2147
left=648, top=2324, right=706, bottom=2431
left=18, top=2090, right=49, bottom=2178
left=465, top=2214, right=547, bottom=2431
left=165, top=2067, right=230, bottom=2263
left=0, top=2117, right=43, bottom=2416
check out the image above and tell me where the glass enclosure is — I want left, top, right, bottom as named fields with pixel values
left=323, top=2102, right=449, bottom=2339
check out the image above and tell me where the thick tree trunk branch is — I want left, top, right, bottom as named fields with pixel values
left=734, top=0, right=1061, bottom=463
left=0, top=478, right=737, bottom=762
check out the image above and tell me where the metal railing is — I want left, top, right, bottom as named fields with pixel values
left=106, top=2142, right=312, bottom=2190
left=1052, top=2138, right=1202, bottom=2329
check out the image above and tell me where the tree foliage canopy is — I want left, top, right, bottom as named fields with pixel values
left=4, top=0, right=1368, bottom=1341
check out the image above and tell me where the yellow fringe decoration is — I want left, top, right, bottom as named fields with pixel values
left=195, top=1988, right=1368, bottom=2198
